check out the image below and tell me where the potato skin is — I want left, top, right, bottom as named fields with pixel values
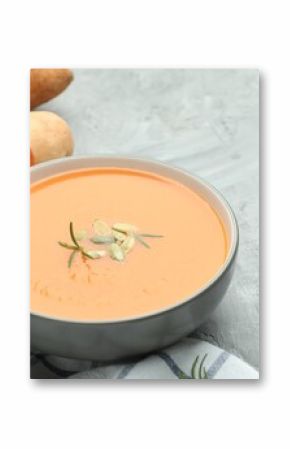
left=30, top=69, right=73, bottom=109
left=30, top=111, right=73, bottom=164
left=30, top=148, right=35, bottom=166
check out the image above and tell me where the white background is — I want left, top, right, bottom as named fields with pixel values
left=0, top=0, right=287, bottom=447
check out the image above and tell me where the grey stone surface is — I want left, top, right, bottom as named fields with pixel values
left=37, top=69, right=259, bottom=369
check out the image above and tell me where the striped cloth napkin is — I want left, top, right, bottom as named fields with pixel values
left=31, top=337, right=258, bottom=380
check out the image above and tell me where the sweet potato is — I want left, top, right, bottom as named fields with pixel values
left=30, top=111, right=73, bottom=164
left=30, top=69, right=73, bottom=109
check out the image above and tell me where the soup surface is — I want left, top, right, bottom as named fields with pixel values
left=31, top=167, right=228, bottom=320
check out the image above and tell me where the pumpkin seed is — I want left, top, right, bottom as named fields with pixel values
left=121, top=235, right=135, bottom=254
left=93, top=219, right=112, bottom=235
left=90, top=235, right=114, bottom=244
left=75, top=229, right=87, bottom=241
left=109, top=243, right=125, bottom=261
left=112, top=230, right=126, bottom=242
left=85, top=250, right=107, bottom=259
left=112, top=223, right=137, bottom=234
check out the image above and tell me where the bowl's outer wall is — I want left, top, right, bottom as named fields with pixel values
left=31, top=156, right=238, bottom=361
left=31, top=253, right=237, bottom=361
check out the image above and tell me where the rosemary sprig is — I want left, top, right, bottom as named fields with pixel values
left=176, top=353, right=208, bottom=379
left=58, top=220, right=164, bottom=266
left=58, top=222, right=100, bottom=268
left=199, top=354, right=208, bottom=379
left=191, top=354, right=208, bottom=379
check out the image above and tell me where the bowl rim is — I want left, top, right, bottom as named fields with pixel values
left=30, top=155, right=239, bottom=325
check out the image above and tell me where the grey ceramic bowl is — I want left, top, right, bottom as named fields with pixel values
left=31, top=156, right=239, bottom=361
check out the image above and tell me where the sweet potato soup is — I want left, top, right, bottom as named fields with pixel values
left=31, top=167, right=228, bottom=320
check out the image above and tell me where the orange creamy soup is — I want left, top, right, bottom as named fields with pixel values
left=31, top=167, right=228, bottom=320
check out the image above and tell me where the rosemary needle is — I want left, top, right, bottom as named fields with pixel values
left=58, top=241, right=79, bottom=251
left=69, top=222, right=80, bottom=248
left=135, top=234, right=151, bottom=249
left=139, top=233, right=164, bottom=238
left=68, top=250, right=78, bottom=268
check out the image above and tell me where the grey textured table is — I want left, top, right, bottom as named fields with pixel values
left=37, top=69, right=259, bottom=370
